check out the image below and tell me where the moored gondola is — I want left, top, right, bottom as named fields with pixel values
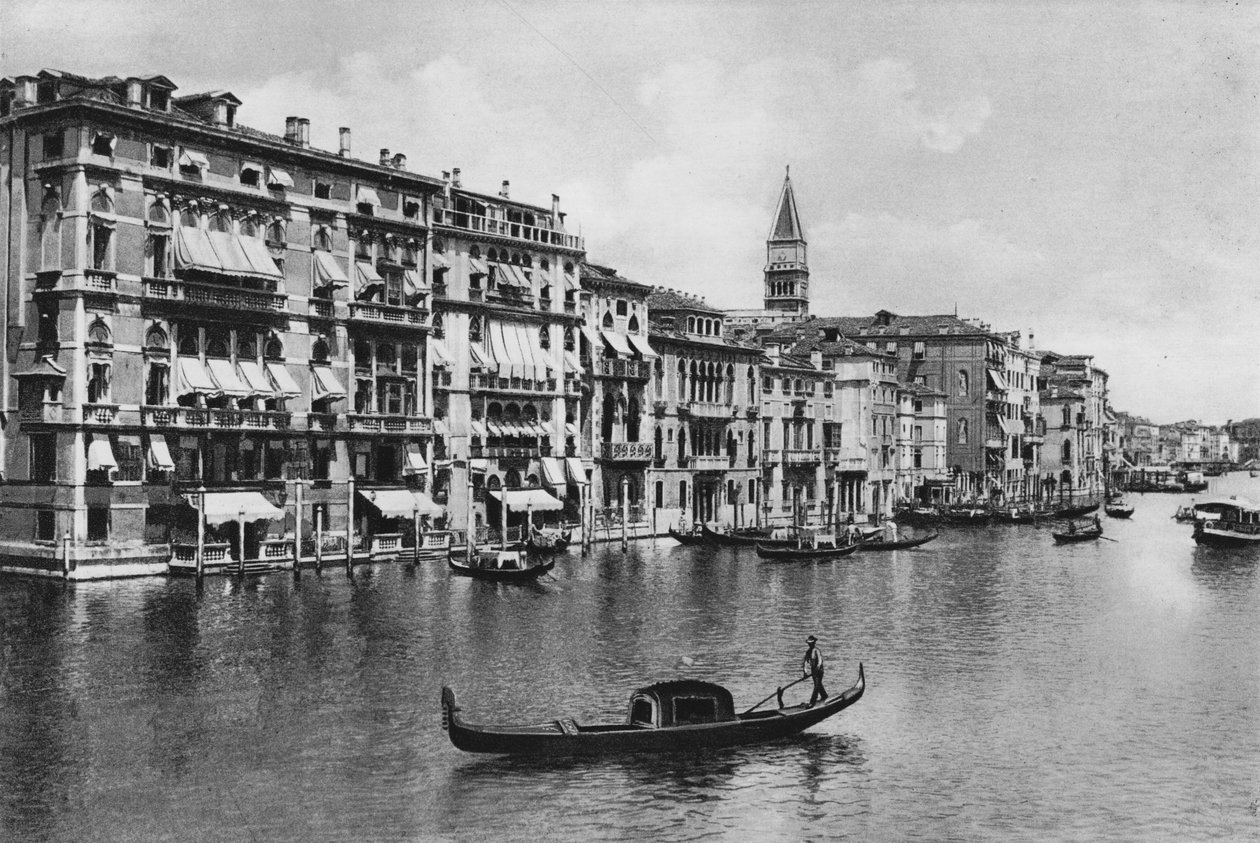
left=1104, top=501, right=1134, bottom=519
left=449, top=547, right=555, bottom=580
left=1054, top=501, right=1101, bottom=519
left=699, top=524, right=775, bottom=546
left=755, top=531, right=864, bottom=561
left=857, top=531, right=939, bottom=551
left=667, top=526, right=708, bottom=546
left=440, top=663, right=865, bottom=755
left=1051, top=520, right=1103, bottom=543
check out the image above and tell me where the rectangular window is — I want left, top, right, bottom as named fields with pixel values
left=403, top=199, right=421, bottom=219
left=913, top=449, right=923, bottom=469
left=91, top=133, right=115, bottom=156
left=384, top=273, right=404, bottom=307
left=314, top=181, right=332, bottom=200
left=148, top=88, right=169, bottom=111
left=37, top=299, right=59, bottom=345
left=912, top=341, right=925, bottom=359
left=36, top=509, right=56, bottom=542
left=87, top=506, right=109, bottom=542
left=615, top=300, right=628, bottom=316
left=240, top=167, right=260, bottom=187
left=147, top=232, right=169, bottom=277
left=312, top=439, right=332, bottom=481
left=149, top=145, right=171, bottom=168
left=87, top=362, right=111, bottom=403
left=43, top=132, right=64, bottom=159
left=92, top=224, right=112, bottom=270
left=30, top=434, right=56, bottom=482
left=116, top=439, right=143, bottom=482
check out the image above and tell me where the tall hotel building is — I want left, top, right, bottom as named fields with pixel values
left=0, top=70, right=584, bottom=577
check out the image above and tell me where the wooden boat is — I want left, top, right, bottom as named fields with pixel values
left=525, top=526, right=571, bottom=553
left=1052, top=522, right=1103, bottom=543
left=1172, top=504, right=1198, bottom=523
left=993, top=505, right=1052, bottom=524
left=1190, top=496, right=1260, bottom=547
left=755, top=529, right=864, bottom=561
left=940, top=506, right=992, bottom=525
left=1104, top=500, right=1134, bottom=519
left=1053, top=502, right=1100, bottom=519
left=699, top=524, right=775, bottom=546
left=667, top=526, right=708, bottom=546
left=449, top=547, right=554, bottom=580
left=440, top=663, right=865, bottom=755
left=857, top=531, right=939, bottom=551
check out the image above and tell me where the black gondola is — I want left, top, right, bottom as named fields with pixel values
left=1054, top=502, right=1100, bottom=519
left=699, top=524, right=775, bottom=546
left=857, top=531, right=939, bottom=551
left=1104, top=502, right=1134, bottom=519
left=441, top=664, right=865, bottom=755
left=1051, top=521, right=1103, bottom=543
left=754, top=535, right=864, bottom=561
left=449, top=547, right=555, bottom=580
left=667, top=526, right=708, bottom=546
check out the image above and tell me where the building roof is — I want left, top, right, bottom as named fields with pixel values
left=580, top=262, right=653, bottom=294
left=647, top=287, right=722, bottom=315
left=768, top=167, right=805, bottom=242
left=762, top=312, right=997, bottom=343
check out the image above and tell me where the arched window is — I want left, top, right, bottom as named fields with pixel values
left=540, top=258, right=550, bottom=271
left=1060, top=469, right=1073, bottom=488
left=237, top=332, right=257, bottom=359
left=957, top=418, right=969, bottom=444
left=90, top=186, right=113, bottom=214
left=147, top=199, right=170, bottom=226
left=377, top=342, right=396, bottom=368
left=725, top=364, right=734, bottom=404
left=469, top=315, right=482, bottom=343
left=539, top=325, right=550, bottom=349
left=505, top=468, right=521, bottom=488
left=1061, top=406, right=1071, bottom=427
left=1062, top=440, right=1072, bottom=463
left=564, top=328, right=575, bottom=351
left=627, top=397, right=640, bottom=442
left=178, top=328, right=199, bottom=356
left=677, top=358, right=687, bottom=402
left=312, top=336, right=330, bottom=363
left=432, top=311, right=445, bottom=339
left=602, top=392, right=616, bottom=441
left=209, top=212, right=231, bottom=233
left=240, top=217, right=259, bottom=238
left=145, top=326, right=169, bottom=351
left=179, top=207, right=199, bottom=228
left=264, top=335, right=283, bottom=360
left=205, top=332, right=229, bottom=358
left=313, top=226, right=332, bottom=252
left=602, top=311, right=614, bottom=329
left=469, top=245, right=481, bottom=259
left=486, top=474, right=502, bottom=491
left=267, top=220, right=285, bottom=246
left=40, top=190, right=61, bottom=271
left=86, top=319, right=111, bottom=346
left=957, top=369, right=969, bottom=396
left=487, top=247, right=499, bottom=263
left=678, top=427, right=687, bottom=461
left=687, top=316, right=696, bottom=333
left=628, top=314, right=639, bottom=333
left=654, top=426, right=663, bottom=461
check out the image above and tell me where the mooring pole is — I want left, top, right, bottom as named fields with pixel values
left=293, top=480, right=303, bottom=579
left=346, top=475, right=355, bottom=577
left=314, top=505, right=323, bottom=573
left=621, top=475, right=629, bottom=552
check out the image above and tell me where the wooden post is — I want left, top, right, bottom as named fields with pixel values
left=413, top=505, right=420, bottom=566
left=61, top=530, right=71, bottom=580
left=620, top=475, right=629, bottom=551
left=466, top=471, right=475, bottom=564
left=237, top=509, right=246, bottom=577
left=346, top=475, right=355, bottom=576
left=195, top=487, right=205, bottom=580
left=580, top=481, right=589, bottom=555
left=525, top=502, right=533, bottom=547
left=500, top=488, right=508, bottom=551
left=314, top=505, right=323, bottom=573
left=293, top=481, right=303, bottom=578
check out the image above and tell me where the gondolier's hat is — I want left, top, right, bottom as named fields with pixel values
left=806, top=635, right=817, bottom=644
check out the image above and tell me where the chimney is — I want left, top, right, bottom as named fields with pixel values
left=500, top=180, right=510, bottom=198
left=379, top=148, right=391, bottom=167
left=392, top=153, right=407, bottom=170
left=551, top=194, right=560, bottom=225
left=297, top=118, right=310, bottom=147
left=452, top=167, right=462, bottom=188
left=126, top=78, right=143, bottom=108
left=284, top=116, right=299, bottom=144
left=14, top=76, right=38, bottom=108
left=338, top=127, right=351, bottom=157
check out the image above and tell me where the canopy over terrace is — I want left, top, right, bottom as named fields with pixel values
left=358, top=488, right=445, bottom=518
left=488, top=489, right=564, bottom=511
left=184, top=491, right=284, bottom=525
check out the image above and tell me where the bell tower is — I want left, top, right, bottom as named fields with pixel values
left=763, top=166, right=809, bottom=316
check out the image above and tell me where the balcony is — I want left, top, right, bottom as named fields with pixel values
left=761, top=449, right=781, bottom=465
left=308, top=299, right=335, bottom=320
left=348, top=301, right=428, bottom=329
left=653, top=400, right=668, bottom=417
left=601, top=441, right=654, bottom=463
left=688, top=455, right=729, bottom=472
left=308, top=412, right=339, bottom=433
left=746, top=406, right=760, bottom=419
left=824, top=447, right=867, bottom=471
left=82, top=403, right=120, bottom=424
left=143, top=278, right=287, bottom=316
left=142, top=405, right=292, bottom=430
left=783, top=449, right=822, bottom=465
left=82, top=269, right=118, bottom=295
left=470, top=445, right=542, bottom=459
left=471, top=373, right=559, bottom=394
left=688, top=402, right=734, bottom=419
left=346, top=414, right=432, bottom=434
left=19, top=400, right=66, bottom=425
left=598, top=359, right=651, bottom=379
left=432, top=207, right=585, bottom=251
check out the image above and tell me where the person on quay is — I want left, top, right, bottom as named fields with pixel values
left=802, top=635, right=827, bottom=706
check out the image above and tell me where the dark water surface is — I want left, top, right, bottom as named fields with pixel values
left=3, top=476, right=1259, bottom=841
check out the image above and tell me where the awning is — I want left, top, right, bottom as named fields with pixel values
left=492, top=263, right=525, bottom=289
left=428, top=337, right=453, bottom=368
left=601, top=330, right=633, bottom=357
left=433, top=418, right=450, bottom=435
left=403, top=443, right=427, bottom=475
left=998, top=416, right=1023, bottom=437
left=581, top=325, right=600, bottom=353
left=176, top=357, right=220, bottom=398
left=469, top=342, right=494, bottom=371
left=178, top=149, right=209, bottom=170
left=196, top=491, right=284, bottom=525
left=468, top=257, right=488, bottom=276
left=148, top=435, right=175, bottom=471
left=430, top=251, right=450, bottom=271
left=563, top=350, right=582, bottom=373
left=565, top=422, right=579, bottom=437
left=312, top=366, right=347, bottom=400
left=86, top=435, right=117, bottom=471
left=470, top=459, right=489, bottom=473
left=356, top=262, right=384, bottom=298
left=402, top=269, right=423, bottom=299
left=486, top=421, right=502, bottom=436
left=174, top=226, right=222, bottom=272
left=314, top=251, right=350, bottom=288
left=489, top=321, right=531, bottom=380
left=541, top=457, right=566, bottom=486
left=565, top=457, right=588, bottom=485
left=986, top=368, right=1008, bottom=391
left=266, top=363, right=302, bottom=398
left=237, top=360, right=276, bottom=397
left=525, top=324, right=555, bottom=375
left=358, top=488, right=443, bottom=518
left=237, top=235, right=283, bottom=278
left=207, top=230, right=257, bottom=276
left=470, top=419, right=487, bottom=437
left=488, top=489, right=563, bottom=512
left=628, top=334, right=658, bottom=359
left=356, top=186, right=381, bottom=207
left=206, top=358, right=253, bottom=398
left=267, top=167, right=294, bottom=188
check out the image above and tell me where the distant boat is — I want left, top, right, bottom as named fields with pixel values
left=857, top=531, right=939, bottom=551
left=700, top=524, right=775, bottom=546
left=1104, top=499, right=1134, bottom=519
left=1052, top=522, right=1104, bottom=543
left=755, top=528, right=864, bottom=561
left=1054, top=502, right=1100, bottom=519
left=440, top=664, right=866, bottom=755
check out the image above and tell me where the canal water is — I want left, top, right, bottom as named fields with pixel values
left=2, top=476, right=1259, bottom=841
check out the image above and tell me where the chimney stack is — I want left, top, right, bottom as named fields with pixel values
left=338, top=127, right=351, bottom=157
left=284, top=116, right=299, bottom=144
left=500, top=180, right=510, bottom=198
left=452, top=168, right=462, bottom=188
left=379, top=148, right=391, bottom=167
left=392, top=153, right=407, bottom=170
left=126, top=78, right=143, bottom=108
left=551, top=194, right=560, bottom=224
left=296, top=118, right=310, bottom=147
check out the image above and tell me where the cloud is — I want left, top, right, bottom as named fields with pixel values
left=854, top=59, right=993, bottom=153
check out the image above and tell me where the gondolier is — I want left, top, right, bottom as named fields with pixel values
left=802, top=635, right=827, bottom=705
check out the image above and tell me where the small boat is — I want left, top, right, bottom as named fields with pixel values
left=1104, top=500, right=1134, bottom=519
left=1052, top=521, right=1104, bottom=543
left=1172, top=504, right=1198, bottom=523
left=699, top=524, right=775, bottom=546
left=940, top=505, right=992, bottom=525
left=667, top=525, right=708, bottom=546
left=993, top=505, right=1053, bottom=524
left=755, top=529, right=864, bottom=561
left=449, top=546, right=554, bottom=580
left=525, top=526, right=572, bottom=553
left=440, top=663, right=866, bottom=755
left=857, top=531, right=939, bottom=551
left=1054, top=502, right=1100, bottom=519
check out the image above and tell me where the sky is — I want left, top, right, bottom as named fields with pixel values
left=3, top=0, right=1257, bottom=423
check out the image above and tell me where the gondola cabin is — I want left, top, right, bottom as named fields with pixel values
left=627, top=680, right=736, bottom=728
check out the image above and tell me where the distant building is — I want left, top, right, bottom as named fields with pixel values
left=726, top=168, right=812, bottom=328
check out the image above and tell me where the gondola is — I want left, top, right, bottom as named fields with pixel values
left=440, top=663, right=865, bottom=755
left=1104, top=502, right=1134, bottom=519
left=1051, top=524, right=1103, bottom=543
left=1054, top=502, right=1100, bottom=519
left=449, top=547, right=555, bottom=580
left=667, top=526, right=708, bottom=546
left=699, top=524, right=775, bottom=546
left=939, top=506, right=992, bottom=525
left=755, top=539, right=864, bottom=561
left=857, top=531, right=939, bottom=551
left=525, top=527, right=571, bottom=554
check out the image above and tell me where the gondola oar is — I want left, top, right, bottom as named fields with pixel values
left=743, top=675, right=809, bottom=714
left=1098, top=535, right=1119, bottom=543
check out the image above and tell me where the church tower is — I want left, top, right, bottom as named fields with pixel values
left=763, top=167, right=809, bottom=316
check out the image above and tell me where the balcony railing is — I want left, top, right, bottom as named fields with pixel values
left=762, top=448, right=781, bottom=465
left=348, top=301, right=427, bottom=327
left=824, top=447, right=868, bottom=470
left=470, top=445, right=542, bottom=459
left=83, top=269, right=118, bottom=294
left=598, top=359, right=651, bottom=379
left=82, top=403, right=120, bottom=424
left=432, top=207, right=584, bottom=250
left=601, top=441, right=654, bottom=462
left=688, top=455, right=730, bottom=471
left=653, top=400, right=668, bottom=416
left=783, top=449, right=822, bottom=465
left=309, top=299, right=335, bottom=319
left=346, top=414, right=432, bottom=434
left=143, top=277, right=287, bottom=314
left=142, top=405, right=292, bottom=430
left=471, top=373, right=559, bottom=393
left=308, top=412, right=339, bottom=432
left=688, top=402, right=734, bottom=419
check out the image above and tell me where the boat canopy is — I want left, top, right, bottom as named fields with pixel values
left=627, top=680, right=736, bottom=728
